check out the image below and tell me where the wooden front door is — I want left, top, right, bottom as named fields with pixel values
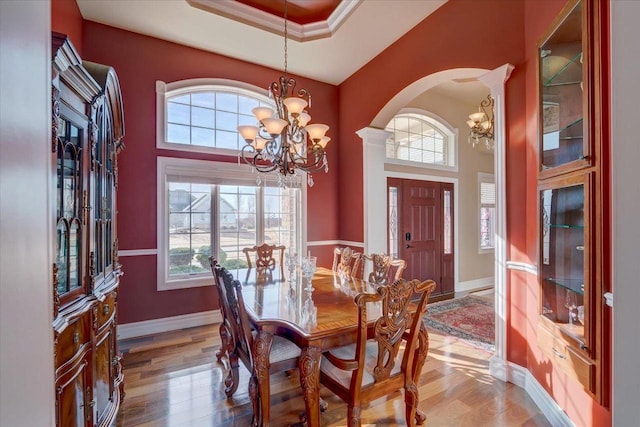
left=388, top=178, right=454, bottom=300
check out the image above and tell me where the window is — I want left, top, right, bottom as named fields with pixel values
left=158, top=157, right=303, bottom=291
left=156, top=79, right=273, bottom=154
left=478, top=173, right=495, bottom=252
left=384, top=111, right=457, bottom=169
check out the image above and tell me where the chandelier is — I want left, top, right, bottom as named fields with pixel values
left=466, top=94, right=495, bottom=150
left=237, top=0, right=329, bottom=187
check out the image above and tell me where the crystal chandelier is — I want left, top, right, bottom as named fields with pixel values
left=466, top=94, right=495, bottom=150
left=237, top=0, right=329, bottom=187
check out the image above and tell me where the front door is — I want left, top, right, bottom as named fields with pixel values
left=388, top=178, right=454, bottom=300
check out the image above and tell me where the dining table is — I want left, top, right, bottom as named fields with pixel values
left=228, top=265, right=384, bottom=427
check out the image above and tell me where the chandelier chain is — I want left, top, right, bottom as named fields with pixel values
left=283, top=0, right=288, bottom=77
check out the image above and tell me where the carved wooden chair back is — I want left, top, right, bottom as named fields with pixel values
left=243, top=243, right=285, bottom=269
left=319, top=278, right=436, bottom=427
left=210, top=256, right=301, bottom=426
left=360, top=253, right=407, bottom=285
left=331, top=246, right=363, bottom=277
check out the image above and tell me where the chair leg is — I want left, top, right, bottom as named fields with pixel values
left=216, top=322, right=231, bottom=362
left=248, top=373, right=261, bottom=427
left=223, top=351, right=240, bottom=398
left=404, top=382, right=419, bottom=427
left=347, top=405, right=362, bottom=427
left=415, top=408, right=427, bottom=425
left=254, top=330, right=273, bottom=426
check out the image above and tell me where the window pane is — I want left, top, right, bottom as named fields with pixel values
left=216, top=110, right=237, bottom=132
left=388, top=186, right=398, bottom=258
left=239, top=96, right=259, bottom=112
left=167, top=123, right=190, bottom=144
left=170, top=94, right=190, bottom=105
left=215, top=130, right=238, bottom=150
left=192, top=127, right=215, bottom=147
left=384, top=113, right=451, bottom=166
left=216, top=93, right=238, bottom=112
left=167, top=102, right=190, bottom=125
left=191, top=92, right=214, bottom=109
left=191, top=106, right=214, bottom=128
left=443, top=190, right=452, bottom=254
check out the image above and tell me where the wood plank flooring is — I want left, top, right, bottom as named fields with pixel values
left=115, top=324, right=550, bottom=427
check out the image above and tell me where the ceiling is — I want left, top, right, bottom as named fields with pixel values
left=76, top=0, right=448, bottom=85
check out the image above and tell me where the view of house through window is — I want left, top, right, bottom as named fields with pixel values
left=168, top=180, right=299, bottom=277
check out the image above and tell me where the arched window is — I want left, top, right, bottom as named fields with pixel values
left=156, top=79, right=274, bottom=154
left=384, top=112, right=456, bottom=168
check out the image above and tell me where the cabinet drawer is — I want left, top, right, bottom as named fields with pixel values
left=537, top=324, right=594, bottom=392
left=97, top=292, right=116, bottom=329
left=56, top=312, right=91, bottom=368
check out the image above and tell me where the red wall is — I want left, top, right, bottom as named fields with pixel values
left=338, top=0, right=611, bottom=425
left=51, top=0, right=82, bottom=54
left=51, top=1, right=612, bottom=423
left=76, top=22, right=340, bottom=323
left=520, top=1, right=611, bottom=425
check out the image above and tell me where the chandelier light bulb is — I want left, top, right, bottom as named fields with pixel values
left=283, top=97, right=308, bottom=117
left=305, top=123, right=329, bottom=142
left=238, top=125, right=259, bottom=142
left=297, top=112, right=311, bottom=127
left=254, top=137, right=268, bottom=151
left=318, top=136, right=331, bottom=148
left=262, top=117, right=288, bottom=135
left=252, top=106, right=274, bottom=122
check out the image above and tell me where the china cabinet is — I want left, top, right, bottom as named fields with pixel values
left=52, top=32, right=125, bottom=426
left=536, top=0, right=608, bottom=404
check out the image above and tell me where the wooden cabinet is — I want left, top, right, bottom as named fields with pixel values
left=536, top=0, right=608, bottom=404
left=52, top=32, right=125, bottom=426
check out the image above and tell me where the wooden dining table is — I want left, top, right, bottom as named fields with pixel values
left=229, top=265, right=383, bottom=427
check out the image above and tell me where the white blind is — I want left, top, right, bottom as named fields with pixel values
left=480, top=182, right=496, bottom=205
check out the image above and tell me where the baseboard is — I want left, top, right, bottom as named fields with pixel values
left=455, top=276, right=494, bottom=296
left=118, top=310, right=222, bottom=340
left=489, top=357, right=574, bottom=427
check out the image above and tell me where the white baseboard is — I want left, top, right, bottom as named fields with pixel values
left=455, top=276, right=494, bottom=296
left=117, top=309, right=222, bottom=340
left=490, top=357, right=574, bottom=427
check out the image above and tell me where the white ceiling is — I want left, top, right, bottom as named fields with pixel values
left=76, top=0, right=447, bottom=85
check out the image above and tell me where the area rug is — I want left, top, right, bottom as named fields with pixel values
left=423, top=295, right=495, bottom=352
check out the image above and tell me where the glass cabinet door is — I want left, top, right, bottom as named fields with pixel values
left=539, top=0, right=590, bottom=176
left=539, top=174, right=591, bottom=350
left=56, top=115, right=87, bottom=302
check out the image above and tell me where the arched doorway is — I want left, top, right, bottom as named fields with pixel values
left=357, top=64, right=513, bottom=375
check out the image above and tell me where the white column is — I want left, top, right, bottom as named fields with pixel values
left=356, top=127, right=391, bottom=255
left=478, top=64, right=514, bottom=378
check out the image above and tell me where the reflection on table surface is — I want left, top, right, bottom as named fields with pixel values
left=227, top=266, right=382, bottom=336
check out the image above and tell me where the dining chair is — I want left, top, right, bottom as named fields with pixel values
left=210, top=257, right=301, bottom=427
left=243, top=243, right=285, bottom=269
left=319, top=277, right=437, bottom=427
left=359, top=253, right=406, bottom=285
left=331, top=246, right=362, bottom=277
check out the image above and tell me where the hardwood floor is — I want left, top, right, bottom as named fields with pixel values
left=115, top=324, right=550, bottom=427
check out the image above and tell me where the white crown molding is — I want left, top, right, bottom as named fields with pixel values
left=186, top=0, right=362, bottom=42
left=118, top=310, right=222, bottom=340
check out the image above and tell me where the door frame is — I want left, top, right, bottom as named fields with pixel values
left=357, top=64, right=513, bottom=368
left=386, top=175, right=459, bottom=298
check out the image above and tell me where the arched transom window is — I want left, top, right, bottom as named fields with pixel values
left=384, top=112, right=456, bottom=168
left=156, top=79, right=274, bottom=154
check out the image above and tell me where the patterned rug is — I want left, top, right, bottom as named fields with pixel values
left=423, top=295, right=495, bottom=352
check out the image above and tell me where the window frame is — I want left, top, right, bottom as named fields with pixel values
left=157, top=156, right=307, bottom=291
left=156, top=78, right=273, bottom=155
left=478, top=172, right=496, bottom=253
left=384, top=109, right=458, bottom=172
